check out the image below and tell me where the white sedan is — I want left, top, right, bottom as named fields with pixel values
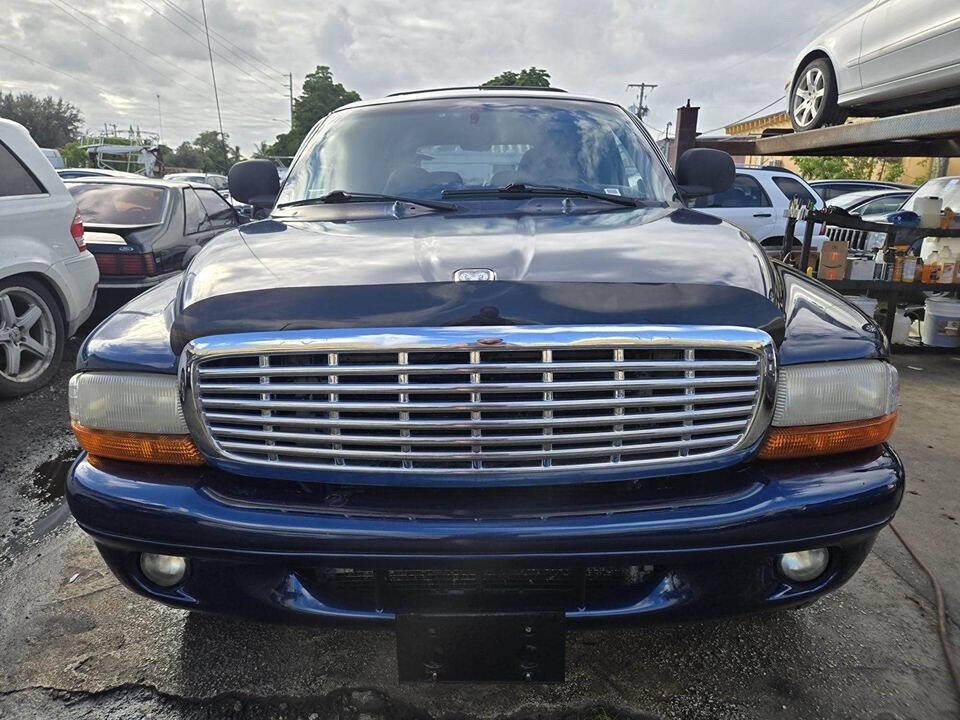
left=788, top=0, right=960, bottom=131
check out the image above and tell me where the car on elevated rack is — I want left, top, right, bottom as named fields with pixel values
left=63, top=176, right=241, bottom=305
left=0, top=119, right=98, bottom=398
left=66, top=87, right=904, bottom=682
left=788, top=0, right=960, bottom=131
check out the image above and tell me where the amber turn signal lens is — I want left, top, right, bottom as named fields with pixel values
left=71, top=421, right=204, bottom=465
left=758, top=413, right=897, bottom=460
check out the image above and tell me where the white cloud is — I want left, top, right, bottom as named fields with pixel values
left=0, top=0, right=864, bottom=153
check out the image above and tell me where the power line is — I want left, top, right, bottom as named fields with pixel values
left=699, top=95, right=786, bottom=136
left=0, top=42, right=159, bottom=113
left=46, top=0, right=284, bottom=118
left=135, top=0, right=287, bottom=95
left=158, top=0, right=286, bottom=80
left=47, top=0, right=209, bottom=100
left=199, top=0, right=228, bottom=166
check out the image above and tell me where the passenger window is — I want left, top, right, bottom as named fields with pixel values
left=183, top=188, right=209, bottom=234
left=196, top=189, right=237, bottom=228
left=856, top=196, right=905, bottom=216
left=772, top=176, right=818, bottom=206
left=0, top=142, right=45, bottom=197
left=694, top=175, right=771, bottom=209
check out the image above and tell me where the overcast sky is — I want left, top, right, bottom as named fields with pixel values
left=1, top=0, right=867, bottom=154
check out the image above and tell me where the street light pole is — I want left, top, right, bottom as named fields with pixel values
left=156, top=94, right=163, bottom=146
left=200, top=0, right=229, bottom=170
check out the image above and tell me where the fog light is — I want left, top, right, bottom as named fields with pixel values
left=139, top=553, right=187, bottom=587
left=779, top=549, right=829, bottom=582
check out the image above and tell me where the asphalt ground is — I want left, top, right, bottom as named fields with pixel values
left=1, top=322, right=958, bottom=720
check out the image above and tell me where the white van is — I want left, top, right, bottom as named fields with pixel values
left=0, top=120, right=99, bottom=397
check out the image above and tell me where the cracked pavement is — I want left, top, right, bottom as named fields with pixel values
left=1, top=332, right=958, bottom=720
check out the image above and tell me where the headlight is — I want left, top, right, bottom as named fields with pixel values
left=69, top=373, right=203, bottom=465
left=758, top=360, right=898, bottom=460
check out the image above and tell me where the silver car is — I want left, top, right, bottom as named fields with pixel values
left=788, top=0, right=960, bottom=131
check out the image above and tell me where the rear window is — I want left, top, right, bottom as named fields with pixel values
left=902, top=177, right=960, bottom=213
left=772, top=176, right=819, bottom=206
left=68, top=183, right=167, bottom=225
left=0, top=142, right=45, bottom=197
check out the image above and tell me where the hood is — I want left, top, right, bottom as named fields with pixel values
left=167, top=207, right=789, bottom=352
left=180, top=207, right=774, bottom=305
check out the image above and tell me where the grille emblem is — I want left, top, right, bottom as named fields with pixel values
left=454, top=268, right=497, bottom=282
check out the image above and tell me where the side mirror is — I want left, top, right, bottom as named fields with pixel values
left=228, top=160, right=280, bottom=208
left=675, top=148, right=735, bottom=199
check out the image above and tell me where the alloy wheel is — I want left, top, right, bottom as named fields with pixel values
left=0, top=287, right=57, bottom=384
left=793, top=67, right=825, bottom=128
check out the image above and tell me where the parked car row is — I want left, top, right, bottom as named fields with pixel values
left=0, top=119, right=245, bottom=398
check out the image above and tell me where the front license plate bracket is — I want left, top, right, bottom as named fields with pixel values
left=396, top=612, right=565, bottom=682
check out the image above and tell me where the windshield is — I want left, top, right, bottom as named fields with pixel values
left=902, top=177, right=960, bottom=213
left=68, top=183, right=168, bottom=225
left=278, top=98, right=676, bottom=207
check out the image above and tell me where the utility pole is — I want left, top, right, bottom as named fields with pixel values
left=663, top=120, right=673, bottom=158
left=626, top=82, right=658, bottom=119
left=156, top=94, right=163, bottom=146
left=200, top=0, right=229, bottom=170
left=288, top=72, right=294, bottom=129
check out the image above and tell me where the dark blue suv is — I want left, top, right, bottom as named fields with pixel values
left=67, top=88, right=902, bottom=682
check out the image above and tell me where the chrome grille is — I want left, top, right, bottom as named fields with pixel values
left=183, top=326, right=774, bottom=476
left=825, top=225, right=868, bottom=251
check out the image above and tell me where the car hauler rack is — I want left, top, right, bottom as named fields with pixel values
left=663, top=101, right=960, bottom=350
left=690, top=103, right=960, bottom=159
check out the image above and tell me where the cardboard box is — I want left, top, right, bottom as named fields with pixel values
left=846, top=259, right=876, bottom=281
left=818, top=241, right=848, bottom=280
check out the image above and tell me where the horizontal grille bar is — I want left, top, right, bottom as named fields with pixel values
left=208, top=418, right=750, bottom=447
left=184, top=325, right=771, bottom=477
left=219, top=433, right=742, bottom=462
left=197, top=358, right=759, bottom=378
left=202, top=403, right=757, bottom=430
left=199, top=389, right=759, bottom=413
left=199, top=376, right=758, bottom=395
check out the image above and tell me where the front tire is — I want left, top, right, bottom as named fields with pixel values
left=790, top=58, right=847, bottom=132
left=0, top=277, right=65, bottom=398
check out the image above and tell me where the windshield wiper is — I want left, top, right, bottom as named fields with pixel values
left=277, top=190, right=458, bottom=212
left=441, top=183, right=663, bottom=208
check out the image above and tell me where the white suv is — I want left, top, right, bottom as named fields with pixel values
left=0, top=119, right=99, bottom=397
left=691, top=167, right=829, bottom=252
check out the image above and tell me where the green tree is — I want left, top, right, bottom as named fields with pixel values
left=264, top=66, right=361, bottom=156
left=164, top=132, right=241, bottom=172
left=0, top=91, right=83, bottom=147
left=792, top=155, right=905, bottom=182
left=59, top=141, right=88, bottom=167
left=482, top=67, right=551, bottom=88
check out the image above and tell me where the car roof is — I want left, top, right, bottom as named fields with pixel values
left=61, top=175, right=210, bottom=190
left=735, top=166, right=803, bottom=178
left=333, top=87, right=615, bottom=114
left=827, top=188, right=912, bottom=208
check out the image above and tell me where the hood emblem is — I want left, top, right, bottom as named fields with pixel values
left=454, top=268, right=497, bottom=282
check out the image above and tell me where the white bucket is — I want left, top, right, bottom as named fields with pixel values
left=844, top=295, right=878, bottom=320
left=921, top=297, right=960, bottom=347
